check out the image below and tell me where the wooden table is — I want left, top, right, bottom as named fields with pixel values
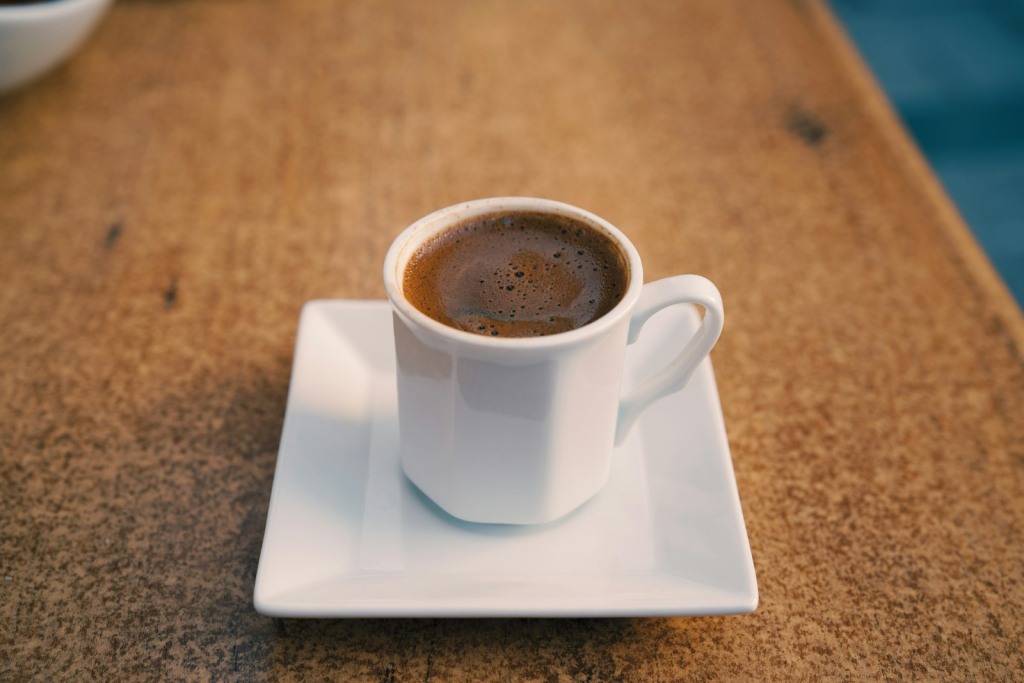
left=2, top=0, right=1022, bottom=679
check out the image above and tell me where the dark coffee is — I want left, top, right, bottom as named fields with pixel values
left=403, top=211, right=629, bottom=337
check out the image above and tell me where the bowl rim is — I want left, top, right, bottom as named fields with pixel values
left=0, top=0, right=109, bottom=21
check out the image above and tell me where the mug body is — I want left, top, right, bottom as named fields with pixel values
left=383, top=198, right=644, bottom=524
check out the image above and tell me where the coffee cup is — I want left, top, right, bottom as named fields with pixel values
left=383, top=197, right=724, bottom=524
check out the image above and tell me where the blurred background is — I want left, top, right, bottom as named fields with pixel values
left=834, top=0, right=1024, bottom=303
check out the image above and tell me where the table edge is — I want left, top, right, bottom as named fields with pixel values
left=814, top=0, right=1024, bottom=354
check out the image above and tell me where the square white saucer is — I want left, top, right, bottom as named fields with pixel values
left=253, top=300, right=757, bottom=618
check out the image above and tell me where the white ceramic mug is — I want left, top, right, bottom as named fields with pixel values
left=383, top=198, right=724, bottom=524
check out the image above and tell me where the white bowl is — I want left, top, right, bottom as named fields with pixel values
left=0, top=0, right=113, bottom=95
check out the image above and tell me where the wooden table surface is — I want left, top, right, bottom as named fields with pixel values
left=2, top=0, right=1022, bottom=679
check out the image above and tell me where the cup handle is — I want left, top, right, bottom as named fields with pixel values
left=615, top=275, right=725, bottom=446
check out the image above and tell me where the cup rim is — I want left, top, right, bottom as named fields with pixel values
left=383, top=197, right=644, bottom=349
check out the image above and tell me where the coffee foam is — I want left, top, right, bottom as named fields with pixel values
left=403, top=211, right=629, bottom=338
